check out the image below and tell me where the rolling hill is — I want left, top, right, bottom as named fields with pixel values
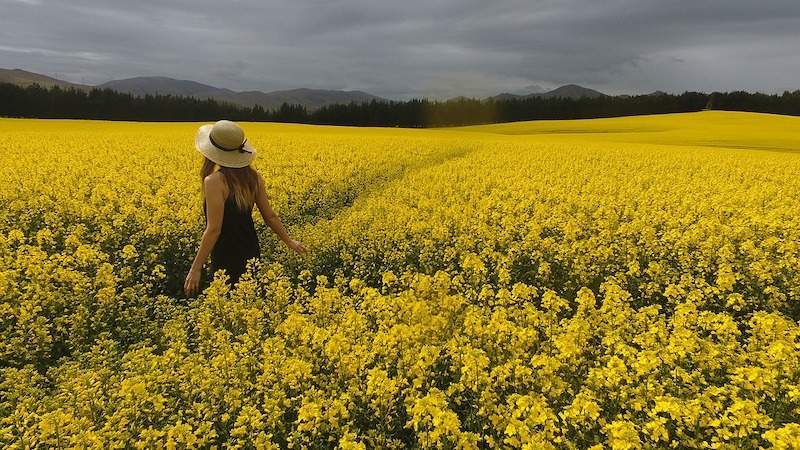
left=0, top=68, right=90, bottom=90
left=490, top=84, right=607, bottom=101
left=97, top=76, right=234, bottom=98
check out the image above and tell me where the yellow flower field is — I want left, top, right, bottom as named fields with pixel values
left=1, top=111, right=799, bottom=448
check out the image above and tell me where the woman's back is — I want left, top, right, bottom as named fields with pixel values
left=203, top=191, right=260, bottom=283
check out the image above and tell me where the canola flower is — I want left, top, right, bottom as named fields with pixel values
left=1, top=111, right=799, bottom=448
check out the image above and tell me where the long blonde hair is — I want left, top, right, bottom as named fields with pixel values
left=201, top=157, right=259, bottom=211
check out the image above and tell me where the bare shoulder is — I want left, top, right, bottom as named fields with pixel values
left=203, top=171, right=226, bottom=195
left=253, top=169, right=267, bottom=190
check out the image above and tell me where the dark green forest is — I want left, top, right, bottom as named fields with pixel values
left=2, top=82, right=800, bottom=127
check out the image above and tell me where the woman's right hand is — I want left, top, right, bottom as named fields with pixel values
left=184, top=267, right=202, bottom=297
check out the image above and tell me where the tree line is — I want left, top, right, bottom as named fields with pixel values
left=2, top=82, right=800, bottom=127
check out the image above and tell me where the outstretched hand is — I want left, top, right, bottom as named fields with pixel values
left=288, top=238, right=308, bottom=255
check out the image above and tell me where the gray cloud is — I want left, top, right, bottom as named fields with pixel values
left=1, top=0, right=799, bottom=98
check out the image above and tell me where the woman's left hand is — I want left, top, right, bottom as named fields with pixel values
left=288, top=239, right=308, bottom=255
left=184, top=267, right=202, bottom=297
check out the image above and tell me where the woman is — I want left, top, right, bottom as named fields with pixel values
left=184, top=120, right=307, bottom=297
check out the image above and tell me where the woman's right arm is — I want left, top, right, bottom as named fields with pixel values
left=184, top=175, right=225, bottom=296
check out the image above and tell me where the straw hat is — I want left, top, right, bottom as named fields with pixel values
left=195, top=120, right=256, bottom=168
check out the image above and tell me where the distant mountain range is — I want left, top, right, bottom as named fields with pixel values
left=2, top=68, right=617, bottom=109
left=97, top=76, right=382, bottom=111
left=0, top=68, right=382, bottom=111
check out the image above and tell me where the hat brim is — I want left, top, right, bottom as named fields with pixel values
left=195, top=124, right=256, bottom=168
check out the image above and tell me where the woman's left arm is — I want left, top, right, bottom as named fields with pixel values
left=254, top=172, right=308, bottom=255
left=185, top=175, right=225, bottom=296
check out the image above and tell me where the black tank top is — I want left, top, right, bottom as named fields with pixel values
left=203, top=191, right=260, bottom=282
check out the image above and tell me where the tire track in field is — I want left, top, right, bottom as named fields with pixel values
left=257, top=144, right=476, bottom=274
left=277, top=145, right=474, bottom=228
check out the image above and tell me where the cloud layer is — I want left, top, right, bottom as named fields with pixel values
left=2, top=0, right=799, bottom=98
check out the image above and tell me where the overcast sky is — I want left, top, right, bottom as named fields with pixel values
left=2, top=0, right=799, bottom=99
